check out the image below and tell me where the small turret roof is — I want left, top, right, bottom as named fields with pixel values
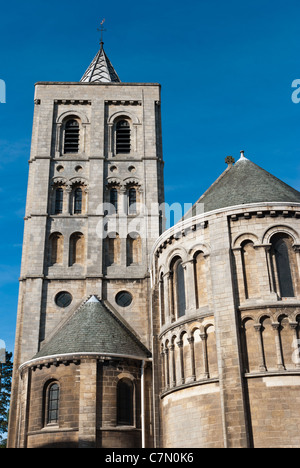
left=185, top=152, right=300, bottom=218
left=80, top=44, right=120, bottom=83
left=33, top=297, right=150, bottom=360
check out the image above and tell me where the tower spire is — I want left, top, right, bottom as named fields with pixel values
left=80, top=20, right=121, bottom=83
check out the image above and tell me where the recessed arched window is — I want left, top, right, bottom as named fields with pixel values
left=126, top=232, right=141, bottom=265
left=170, top=257, right=186, bottom=319
left=64, top=119, right=80, bottom=154
left=55, top=188, right=64, bottom=214
left=74, top=188, right=83, bottom=214
left=128, top=188, right=137, bottom=214
left=194, top=251, right=208, bottom=308
left=116, top=120, right=131, bottom=154
left=49, top=232, right=63, bottom=265
left=69, top=232, right=84, bottom=266
left=106, top=232, right=120, bottom=265
left=110, top=188, right=118, bottom=213
left=46, top=382, right=60, bottom=425
left=270, top=233, right=296, bottom=298
left=117, top=379, right=134, bottom=426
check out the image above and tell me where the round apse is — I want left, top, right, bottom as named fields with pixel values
left=115, top=291, right=133, bottom=308
left=55, top=291, right=73, bottom=308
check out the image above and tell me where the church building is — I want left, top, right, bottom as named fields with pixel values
left=7, top=38, right=300, bottom=448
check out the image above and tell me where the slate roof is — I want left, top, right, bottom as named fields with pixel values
left=184, top=154, right=300, bottom=218
left=80, top=44, right=121, bottom=83
left=33, top=297, right=150, bottom=360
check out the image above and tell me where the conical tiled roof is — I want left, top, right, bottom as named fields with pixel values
left=80, top=44, right=120, bottom=83
left=185, top=153, right=300, bottom=218
left=33, top=297, right=150, bottom=359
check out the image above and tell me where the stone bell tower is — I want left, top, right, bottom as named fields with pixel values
left=8, top=35, right=164, bottom=448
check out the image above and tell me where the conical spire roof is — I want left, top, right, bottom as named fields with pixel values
left=185, top=152, right=300, bottom=218
left=80, top=43, right=121, bottom=83
left=33, top=297, right=150, bottom=360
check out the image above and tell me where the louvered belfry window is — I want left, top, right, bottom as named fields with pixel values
left=116, top=120, right=131, bottom=154
left=64, top=119, right=80, bottom=154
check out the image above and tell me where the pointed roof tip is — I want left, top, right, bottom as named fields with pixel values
left=80, top=44, right=121, bottom=84
left=87, top=295, right=100, bottom=303
left=237, top=150, right=249, bottom=162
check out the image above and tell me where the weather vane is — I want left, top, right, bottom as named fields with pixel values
left=97, top=19, right=106, bottom=47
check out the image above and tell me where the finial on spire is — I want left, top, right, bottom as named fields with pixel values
left=97, top=19, right=106, bottom=49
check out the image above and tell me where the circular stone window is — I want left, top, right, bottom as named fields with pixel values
left=128, top=165, right=136, bottom=173
left=55, top=291, right=73, bottom=308
left=116, top=291, right=133, bottom=307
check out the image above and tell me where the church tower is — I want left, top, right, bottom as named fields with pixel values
left=8, top=37, right=164, bottom=448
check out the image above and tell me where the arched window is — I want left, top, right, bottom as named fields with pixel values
left=171, top=257, right=186, bottom=319
left=126, top=232, right=141, bottom=265
left=110, top=188, right=118, bottom=213
left=270, top=233, right=296, bottom=298
left=116, top=120, right=131, bottom=154
left=128, top=188, right=137, bottom=214
left=47, top=382, right=60, bottom=425
left=64, top=119, right=80, bottom=154
left=49, top=232, right=63, bottom=265
left=241, top=241, right=260, bottom=299
left=106, top=232, right=120, bottom=265
left=74, top=188, right=83, bottom=214
left=194, top=252, right=208, bottom=308
left=117, top=379, right=134, bottom=426
left=55, top=188, right=64, bottom=214
left=69, top=232, right=84, bottom=266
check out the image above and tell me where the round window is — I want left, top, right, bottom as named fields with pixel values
left=116, top=291, right=133, bottom=308
left=55, top=291, right=73, bottom=308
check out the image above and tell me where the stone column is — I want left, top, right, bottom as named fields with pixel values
left=254, top=324, right=266, bottom=372
left=200, top=332, right=209, bottom=378
left=188, top=337, right=196, bottom=382
left=290, top=322, right=300, bottom=368
left=272, top=322, right=285, bottom=370
left=177, top=340, right=185, bottom=385
left=170, top=344, right=176, bottom=387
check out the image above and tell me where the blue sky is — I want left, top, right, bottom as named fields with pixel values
left=1, top=0, right=300, bottom=353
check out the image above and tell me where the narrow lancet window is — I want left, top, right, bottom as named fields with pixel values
left=47, top=383, right=60, bottom=425
left=110, top=188, right=118, bottom=213
left=74, top=188, right=83, bottom=214
left=55, top=188, right=63, bottom=214
left=128, top=188, right=137, bottom=214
